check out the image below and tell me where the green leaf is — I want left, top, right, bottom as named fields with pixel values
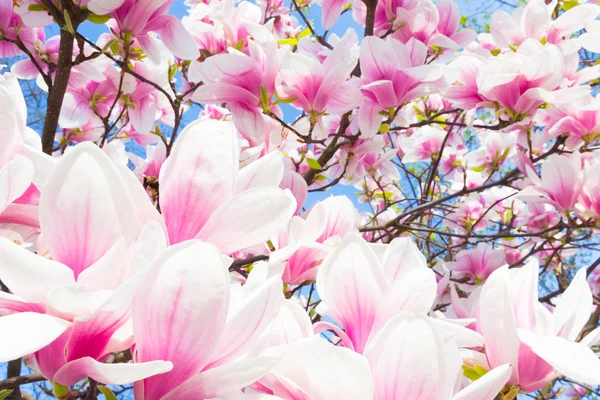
left=98, top=386, right=118, bottom=400
left=28, top=4, right=48, bottom=11
left=87, top=13, right=111, bottom=24
left=110, top=41, right=120, bottom=55
left=260, top=85, right=270, bottom=110
left=306, top=158, right=322, bottom=170
left=462, top=366, right=480, bottom=381
left=474, top=364, right=488, bottom=377
left=378, top=123, right=390, bottom=133
left=0, top=390, right=13, bottom=400
left=63, top=10, right=75, bottom=34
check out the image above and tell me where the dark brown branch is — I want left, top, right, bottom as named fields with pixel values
left=0, top=373, right=46, bottom=391
left=41, top=28, right=75, bottom=155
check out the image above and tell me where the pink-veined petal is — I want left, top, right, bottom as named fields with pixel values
left=53, top=357, right=173, bottom=386
left=132, top=240, right=230, bottom=400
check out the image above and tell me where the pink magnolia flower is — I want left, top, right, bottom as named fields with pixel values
left=577, top=165, right=600, bottom=219
left=53, top=240, right=284, bottom=400
left=490, top=0, right=600, bottom=48
left=515, top=203, right=561, bottom=234
left=0, top=143, right=169, bottom=384
left=255, top=335, right=374, bottom=400
left=399, top=126, right=447, bottom=163
left=358, top=36, right=444, bottom=137
left=0, top=70, right=54, bottom=229
left=317, top=0, right=349, bottom=30
left=110, top=0, right=199, bottom=60
left=59, top=80, right=118, bottom=129
left=269, top=196, right=358, bottom=285
left=464, top=130, right=517, bottom=173
left=191, top=33, right=280, bottom=137
left=159, top=119, right=296, bottom=251
left=278, top=44, right=359, bottom=138
left=392, top=0, right=476, bottom=50
left=522, top=153, right=582, bottom=212
left=445, top=196, right=493, bottom=233
left=364, top=313, right=512, bottom=400
left=0, top=0, right=37, bottom=57
left=447, top=40, right=589, bottom=115
left=543, top=95, right=600, bottom=149
left=447, top=244, right=506, bottom=284
left=478, top=260, right=600, bottom=392
left=315, top=233, right=440, bottom=353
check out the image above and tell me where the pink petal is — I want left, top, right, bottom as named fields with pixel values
left=0, top=237, right=75, bottom=303
left=452, top=364, right=512, bottom=400
left=133, top=240, right=230, bottom=400
left=39, top=143, right=145, bottom=278
left=0, top=312, right=71, bottom=363
left=479, top=266, right=521, bottom=383
left=153, top=15, right=199, bottom=60
left=196, top=187, right=296, bottom=254
left=162, top=356, right=278, bottom=400
left=159, top=119, right=238, bottom=244
left=66, top=276, right=139, bottom=362
left=316, top=232, right=386, bottom=353
left=237, top=152, right=284, bottom=193
left=207, top=276, right=283, bottom=368
left=279, top=170, right=308, bottom=215
left=0, top=154, right=34, bottom=214
left=54, top=357, right=173, bottom=386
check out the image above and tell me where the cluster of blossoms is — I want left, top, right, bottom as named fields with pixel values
left=2, top=0, right=600, bottom=398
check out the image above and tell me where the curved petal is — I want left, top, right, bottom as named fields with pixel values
left=0, top=312, right=71, bottom=363
left=364, top=313, right=450, bottom=399
left=162, top=356, right=278, bottom=400
left=132, top=240, right=230, bottom=400
left=236, top=152, right=284, bottom=193
left=53, top=357, right=173, bottom=386
left=0, top=154, right=34, bottom=214
left=479, top=266, right=520, bottom=383
left=553, top=267, right=593, bottom=341
left=279, top=170, right=308, bottom=215
left=0, top=237, right=74, bottom=303
left=154, top=15, right=200, bottom=60
left=260, top=336, right=373, bottom=400
left=452, top=364, right=512, bottom=400
left=208, top=276, right=283, bottom=368
left=39, top=142, right=144, bottom=278
left=66, top=276, right=140, bottom=362
left=76, top=239, right=129, bottom=291
left=196, top=187, right=296, bottom=254
left=372, top=268, right=437, bottom=334
left=316, top=232, right=386, bottom=353
left=159, top=119, right=239, bottom=244
left=518, top=329, right=600, bottom=386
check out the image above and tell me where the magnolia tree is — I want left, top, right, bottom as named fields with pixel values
left=1, top=0, right=600, bottom=398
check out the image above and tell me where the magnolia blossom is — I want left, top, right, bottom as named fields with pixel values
left=358, top=36, right=444, bottom=137
left=478, top=261, right=600, bottom=392
left=446, top=243, right=506, bottom=283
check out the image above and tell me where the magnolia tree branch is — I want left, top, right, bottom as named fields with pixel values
left=0, top=373, right=46, bottom=391
left=41, top=28, right=75, bottom=154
